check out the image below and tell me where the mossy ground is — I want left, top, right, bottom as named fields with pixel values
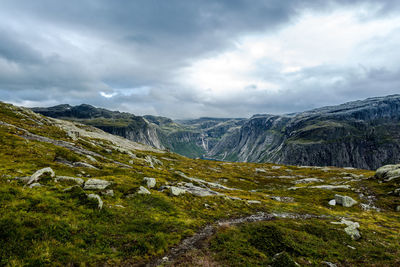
left=0, top=102, right=399, bottom=266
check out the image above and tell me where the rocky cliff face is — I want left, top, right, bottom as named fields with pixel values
left=209, top=95, right=400, bottom=169
left=32, top=95, right=400, bottom=169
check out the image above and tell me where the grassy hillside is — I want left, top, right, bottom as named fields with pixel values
left=1, top=102, right=400, bottom=266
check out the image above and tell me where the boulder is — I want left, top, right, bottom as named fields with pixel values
left=255, top=168, right=267, bottom=173
left=83, top=178, right=111, bottom=190
left=180, top=183, right=220, bottom=197
left=55, top=176, right=84, bottom=185
left=87, top=194, right=103, bottom=209
left=375, top=164, right=400, bottom=181
left=170, top=186, right=186, bottom=196
left=143, top=177, right=156, bottom=188
left=335, top=194, right=357, bottom=207
left=27, top=167, right=55, bottom=185
left=137, top=186, right=151, bottom=195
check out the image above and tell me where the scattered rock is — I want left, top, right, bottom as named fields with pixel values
left=54, top=176, right=84, bottom=185
left=83, top=178, right=112, bottom=190
left=332, top=219, right=361, bottom=240
left=328, top=199, right=336, bottom=206
left=170, top=186, right=186, bottom=196
left=138, top=186, right=151, bottom=195
left=375, top=164, right=400, bottom=181
left=294, top=178, right=323, bottom=184
left=102, top=189, right=114, bottom=197
left=255, top=168, right=267, bottom=173
left=86, top=155, right=97, bottom=162
left=87, top=194, right=103, bottom=209
left=271, top=166, right=281, bottom=170
left=27, top=167, right=55, bottom=185
left=335, top=194, right=357, bottom=207
left=73, top=162, right=98, bottom=169
left=29, top=183, right=42, bottom=188
left=247, top=200, right=261, bottom=204
left=143, top=177, right=156, bottom=188
left=270, top=196, right=295, bottom=203
left=289, top=185, right=350, bottom=190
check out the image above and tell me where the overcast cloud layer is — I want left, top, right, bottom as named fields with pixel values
left=0, top=0, right=400, bottom=118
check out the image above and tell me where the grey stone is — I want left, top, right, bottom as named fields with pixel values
left=170, top=186, right=186, bottom=196
left=87, top=194, right=103, bottom=209
left=83, top=178, right=112, bottom=190
left=294, top=178, right=323, bottom=184
left=328, top=199, right=336, bottom=206
left=29, top=183, right=42, bottom=188
left=27, top=167, right=55, bottom=185
left=143, top=177, right=156, bottom=188
left=247, top=200, right=261, bottom=204
left=102, top=189, right=114, bottom=197
left=55, top=176, right=84, bottom=185
left=335, top=194, right=357, bottom=207
left=73, top=162, right=98, bottom=169
left=138, top=186, right=151, bottom=194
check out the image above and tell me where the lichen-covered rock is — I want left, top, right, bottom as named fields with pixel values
left=55, top=176, right=84, bottom=185
left=138, top=186, right=151, bottom=194
left=375, top=164, right=400, bottom=181
left=83, top=178, right=111, bottom=190
left=27, top=167, right=55, bottom=185
left=102, top=189, right=114, bottom=196
left=335, top=194, right=357, bottom=207
left=143, top=177, right=156, bottom=188
left=170, top=186, right=186, bottom=196
left=87, top=194, right=103, bottom=209
left=247, top=200, right=261, bottom=204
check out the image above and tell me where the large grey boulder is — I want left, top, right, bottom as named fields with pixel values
left=335, top=194, right=357, bottom=207
left=87, top=194, right=103, bottom=209
left=137, top=186, right=151, bottom=195
left=55, top=176, right=84, bottom=185
left=143, top=177, right=156, bottom=188
left=375, top=164, right=400, bottom=181
left=83, top=178, right=111, bottom=190
left=27, top=167, right=55, bottom=185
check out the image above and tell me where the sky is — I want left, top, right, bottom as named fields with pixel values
left=0, top=0, right=400, bottom=119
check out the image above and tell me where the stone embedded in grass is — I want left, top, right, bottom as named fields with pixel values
left=29, top=183, right=42, bottom=188
left=83, top=178, right=112, bottom=190
left=328, top=199, right=336, bottom=206
left=55, top=176, right=84, bottom=185
left=247, top=200, right=261, bottom=204
left=143, top=177, right=156, bottom=188
left=170, top=186, right=186, bottom=196
left=73, top=162, right=98, bottom=169
left=27, top=167, right=55, bottom=185
left=335, top=194, right=357, bottom=207
left=332, top=219, right=361, bottom=240
left=87, top=193, right=103, bottom=209
left=271, top=166, right=281, bottom=170
left=294, top=178, right=323, bottom=184
left=138, top=186, right=151, bottom=194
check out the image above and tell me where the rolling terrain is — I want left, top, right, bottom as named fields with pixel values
left=1, top=101, right=400, bottom=266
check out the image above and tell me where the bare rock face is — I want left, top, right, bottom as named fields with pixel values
left=335, top=194, right=357, bottom=207
left=83, top=179, right=111, bottom=190
left=27, top=167, right=55, bottom=185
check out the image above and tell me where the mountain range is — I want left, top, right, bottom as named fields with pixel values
left=32, top=94, right=400, bottom=170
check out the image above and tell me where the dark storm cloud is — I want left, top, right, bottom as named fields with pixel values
left=0, top=0, right=399, bottom=118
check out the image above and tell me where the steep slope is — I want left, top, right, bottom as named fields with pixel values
left=1, top=101, right=400, bottom=266
left=210, top=95, right=400, bottom=169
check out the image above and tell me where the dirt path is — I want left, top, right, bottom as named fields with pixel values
left=146, top=212, right=330, bottom=267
